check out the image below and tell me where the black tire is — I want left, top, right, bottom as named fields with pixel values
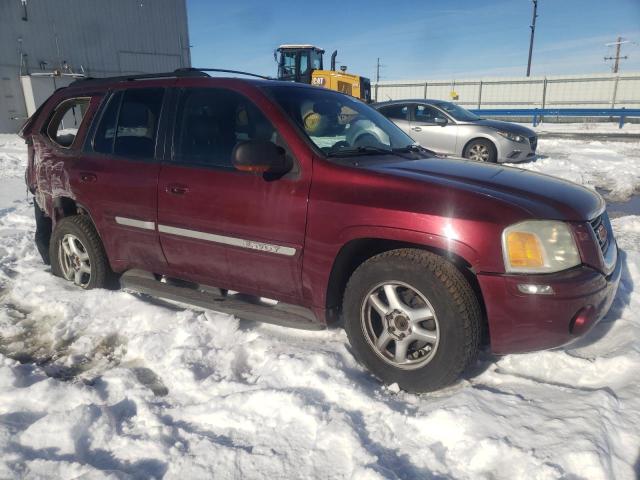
left=464, top=139, right=497, bottom=163
left=343, top=249, right=481, bottom=393
left=33, top=200, right=52, bottom=265
left=49, top=215, right=113, bottom=289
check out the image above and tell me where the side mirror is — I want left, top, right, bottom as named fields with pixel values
left=435, top=117, right=448, bottom=127
left=232, top=140, right=291, bottom=176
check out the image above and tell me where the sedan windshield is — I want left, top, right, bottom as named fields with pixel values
left=264, top=86, right=415, bottom=156
left=432, top=101, right=480, bottom=122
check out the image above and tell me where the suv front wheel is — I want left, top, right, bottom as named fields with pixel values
left=50, top=216, right=112, bottom=289
left=343, top=249, right=481, bottom=392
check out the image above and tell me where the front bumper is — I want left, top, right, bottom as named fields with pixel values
left=477, top=249, right=622, bottom=354
left=496, top=135, right=537, bottom=163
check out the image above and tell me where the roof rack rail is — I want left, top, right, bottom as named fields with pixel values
left=177, top=67, right=272, bottom=80
left=68, top=69, right=209, bottom=87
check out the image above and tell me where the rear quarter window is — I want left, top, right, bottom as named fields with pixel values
left=45, top=97, right=91, bottom=148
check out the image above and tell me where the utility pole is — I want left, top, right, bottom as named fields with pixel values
left=605, top=37, right=629, bottom=73
left=374, top=57, right=382, bottom=102
left=526, top=0, right=538, bottom=77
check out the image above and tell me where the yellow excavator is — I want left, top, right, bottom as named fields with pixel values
left=275, top=45, right=371, bottom=102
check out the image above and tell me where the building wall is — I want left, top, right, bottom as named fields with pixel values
left=0, top=0, right=191, bottom=133
left=373, top=73, right=640, bottom=110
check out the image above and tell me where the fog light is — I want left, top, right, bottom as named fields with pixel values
left=517, top=284, right=554, bottom=295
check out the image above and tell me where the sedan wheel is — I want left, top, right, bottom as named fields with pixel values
left=464, top=139, right=497, bottom=163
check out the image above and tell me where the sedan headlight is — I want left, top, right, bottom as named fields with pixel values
left=502, top=220, right=581, bottom=273
left=497, top=131, right=526, bottom=143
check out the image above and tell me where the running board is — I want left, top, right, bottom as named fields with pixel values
left=120, top=270, right=324, bottom=331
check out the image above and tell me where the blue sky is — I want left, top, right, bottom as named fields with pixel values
left=187, top=0, right=640, bottom=80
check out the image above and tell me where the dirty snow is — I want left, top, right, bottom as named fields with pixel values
left=0, top=134, right=639, bottom=479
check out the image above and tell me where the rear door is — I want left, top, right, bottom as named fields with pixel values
left=73, top=87, right=167, bottom=272
left=157, top=86, right=310, bottom=302
left=409, top=104, right=458, bottom=155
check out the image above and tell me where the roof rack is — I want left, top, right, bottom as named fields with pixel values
left=176, top=68, right=272, bottom=80
left=68, top=67, right=272, bottom=88
left=69, top=69, right=208, bottom=87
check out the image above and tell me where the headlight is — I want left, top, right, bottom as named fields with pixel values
left=502, top=220, right=581, bottom=273
left=497, top=131, right=526, bottom=143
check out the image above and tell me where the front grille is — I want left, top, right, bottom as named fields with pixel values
left=589, top=212, right=611, bottom=254
left=529, top=136, right=537, bottom=152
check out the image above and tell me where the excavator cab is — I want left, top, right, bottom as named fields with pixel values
left=275, top=44, right=371, bottom=103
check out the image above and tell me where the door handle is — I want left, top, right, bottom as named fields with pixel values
left=165, top=184, right=189, bottom=195
left=411, top=127, right=422, bottom=132
left=79, top=172, right=97, bottom=183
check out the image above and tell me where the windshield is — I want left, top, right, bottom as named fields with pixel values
left=264, top=86, right=415, bottom=156
left=432, top=101, right=480, bottom=122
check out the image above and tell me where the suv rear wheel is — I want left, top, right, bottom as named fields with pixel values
left=343, top=249, right=481, bottom=392
left=50, top=216, right=112, bottom=289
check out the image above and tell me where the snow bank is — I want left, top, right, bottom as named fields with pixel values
left=508, top=138, right=640, bottom=201
left=1, top=135, right=639, bottom=479
left=521, top=122, right=640, bottom=135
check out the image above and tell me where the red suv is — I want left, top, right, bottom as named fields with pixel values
left=20, top=69, right=621, bottom=392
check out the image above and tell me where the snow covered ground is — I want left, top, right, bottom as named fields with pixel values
left=0, top=133, right=639, bottom=479
left=517, top=121, right=640, bottom=136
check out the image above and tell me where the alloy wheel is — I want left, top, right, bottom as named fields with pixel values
left=468, top=143, right=490, bottom=161
left=58, top=233, right=92, bottom=288
left=360, top=281, right=440, bottom=370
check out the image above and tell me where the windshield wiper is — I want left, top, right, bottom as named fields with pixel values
left=326, top=145, right=394, bottom=157
left=392, top=144, right=438, bottom=156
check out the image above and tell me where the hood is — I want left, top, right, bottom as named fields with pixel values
left=462, top=118, right=536, bottom=137
left=367, top=156, right=603, bottom=221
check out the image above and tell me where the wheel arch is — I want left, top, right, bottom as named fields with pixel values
left=324, top=237, right=488, bottom=343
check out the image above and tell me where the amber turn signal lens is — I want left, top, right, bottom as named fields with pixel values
left=506, top=231, right=544, bottom=268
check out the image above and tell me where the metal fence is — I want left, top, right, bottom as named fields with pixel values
left=373, top=73, right=640, bottom=110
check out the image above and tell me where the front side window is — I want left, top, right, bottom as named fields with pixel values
left=46, top=97, right=91, bottom=147
left=414, top=105, right=447, bottom=124
left=265, top=86, right=414, bottom=157
left=92, top=88, right=164, bottom=158
left=379, top=104, right=408, bottom=121
left=173, top=88, right=279, bottom=169
left=432, top=101, right=480, bottom=122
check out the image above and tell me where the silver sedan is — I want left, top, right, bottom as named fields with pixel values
left=374, top=100, right=537, bottom=163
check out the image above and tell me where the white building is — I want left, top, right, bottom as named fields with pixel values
left=0, top=0, right=191, bottom=133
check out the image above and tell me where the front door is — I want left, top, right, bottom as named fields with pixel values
left=409, top=104, right=458, bottom=155
left=157, top=87, right=310, bottom=303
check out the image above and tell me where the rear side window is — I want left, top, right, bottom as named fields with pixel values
left=173, top=88, right=278, bottom=169
left=93, top=88, right=164, bottom=159
left=379, top=104, right=408, bottom=121
left=46, top=98, right=91, bottom=148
